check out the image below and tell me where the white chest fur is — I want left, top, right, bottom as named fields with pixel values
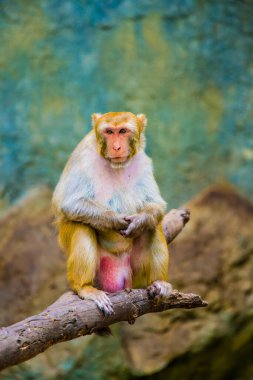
left=91, top=153, right=147, bottom=214
left=53, top=135, right=165, bottom=217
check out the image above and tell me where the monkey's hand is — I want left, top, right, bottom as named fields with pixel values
left=78, top=287, right=114, bottom=316
left=111, top=213, right=130, bottom=231
left=119, top=213, right=147, bottom=238
left=147, top=281, right=173, bottom=303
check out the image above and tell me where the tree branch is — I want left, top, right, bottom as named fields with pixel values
left=0, top=289, right=207, bottom=371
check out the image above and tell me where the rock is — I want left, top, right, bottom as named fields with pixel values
left=121, top=184, right=253, bottom=378
left=0, top=186, right=92, bottom=379
left=0, top=186, right=66, bottom=326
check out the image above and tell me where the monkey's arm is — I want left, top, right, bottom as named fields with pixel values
left=52, top=159, right=129, bottom=231
left=120, top=202, right=164, bottom=238
left=141, top=202, right=165, bottom=229
left=139, top=204, right=190, bottom=234
left=120, top=161, right=168, bottom=238
left=60, top=198, right=128, bottom=231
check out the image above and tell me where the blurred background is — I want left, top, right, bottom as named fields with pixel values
left=0, top=0, right=253, bottom=379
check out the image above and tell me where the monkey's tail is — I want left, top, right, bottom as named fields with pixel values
left=94, top=327, right=112, bottom=337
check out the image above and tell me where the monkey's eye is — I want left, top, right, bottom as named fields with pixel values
left=119, top=128, right=127, bottom=134
left=106, top=129, right=113, bottom=135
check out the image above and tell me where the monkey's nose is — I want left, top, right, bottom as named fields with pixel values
left=113, top=145, right=121, bottom=151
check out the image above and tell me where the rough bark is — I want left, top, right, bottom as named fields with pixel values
left=0, top=289, right=207, bottom=371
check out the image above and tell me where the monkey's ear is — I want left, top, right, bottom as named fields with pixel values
left=136, top=114, right=147, bottom=131
left=92, top=113, right=102, bottom=128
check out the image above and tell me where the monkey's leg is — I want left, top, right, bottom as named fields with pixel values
left=146, top=223, right=173, bottom=302
left=59, top=222, right=114, bottom=316
left=162, top=208, right=190, bottom=244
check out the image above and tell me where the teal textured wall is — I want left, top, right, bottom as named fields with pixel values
left=1, top=0, right=253, bottom=207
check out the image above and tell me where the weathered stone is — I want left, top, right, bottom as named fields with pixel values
left=0, top=186, right=66, bottom=326
left=121, top=184, right=253, bottom=378
left=0, top=186, right=93, bottom=379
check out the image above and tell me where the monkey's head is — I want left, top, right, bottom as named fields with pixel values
left=92, top=112, right=147, bottom=169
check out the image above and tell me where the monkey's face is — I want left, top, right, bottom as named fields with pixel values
left=92, top=112, right=147, bottom=168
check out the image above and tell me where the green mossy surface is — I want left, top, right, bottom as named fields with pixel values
left=60, top=327, right=130, bottom=380
left=1, top=0, right=253, bottom=208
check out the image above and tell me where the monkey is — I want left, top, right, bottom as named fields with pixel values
left=52, top=112, right=173, bottom=317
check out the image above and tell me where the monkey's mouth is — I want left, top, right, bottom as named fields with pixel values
left=109, top=156, right=128, bottom=163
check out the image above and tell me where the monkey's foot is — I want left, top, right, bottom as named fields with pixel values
left=147, top=280, right=173, bottom=303
left=78, top=288, right=114, bottom=316
left=162, top=208, right=190, bottom=243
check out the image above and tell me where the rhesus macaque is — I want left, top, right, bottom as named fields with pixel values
left=52, top=112, right=173, bottom=316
